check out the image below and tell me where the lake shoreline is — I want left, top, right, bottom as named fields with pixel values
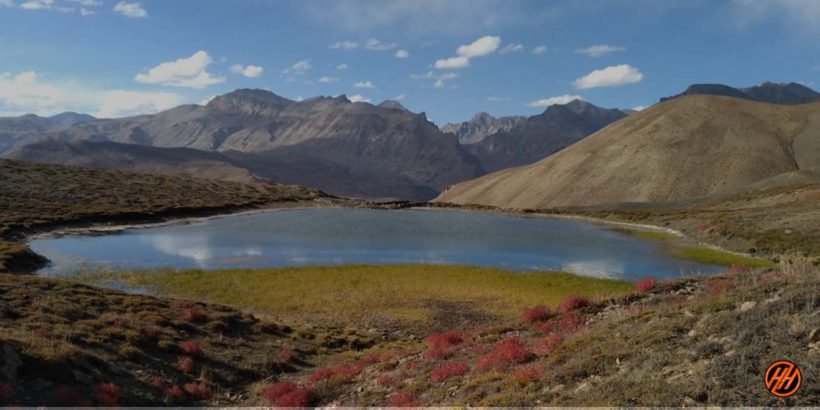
left=17, top=199, right=763, bottom=275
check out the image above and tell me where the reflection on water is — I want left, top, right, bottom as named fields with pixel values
left=31, top=208, right=725, bottom=280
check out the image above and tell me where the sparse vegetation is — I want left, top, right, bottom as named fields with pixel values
left=669, top=246, right=774, bottom=268
left=77, top=265, right=632, bottom=329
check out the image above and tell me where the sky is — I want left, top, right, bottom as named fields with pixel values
left=1, top=0, right=820, bottom=124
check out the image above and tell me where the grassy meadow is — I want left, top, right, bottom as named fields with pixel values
left=80, top=265, right=633, bottom=328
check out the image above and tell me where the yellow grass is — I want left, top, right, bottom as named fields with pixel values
left=82, top=264, right=632, bottom=326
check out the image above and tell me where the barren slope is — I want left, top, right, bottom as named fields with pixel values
left=435, top=95, right=820, bottom=208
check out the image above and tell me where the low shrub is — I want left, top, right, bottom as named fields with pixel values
left=183, top=381, right=212, bottom=400
left=513, top=364, right=545, bottom=384
left=177, top=356, right=194, bottom=374
left=95, top=382, right=121, bottom=406
left=377, top=374, right=394, bottom=387
left=424, top=330, right=463, bottom=350
left=388, top=391, right=419, bottom=407
left=558, top=296, right=591, bottom=313
left=431, top=362, right=469, bottom=382
left=0, top=382, right=13, bottom=401
left=725, top=265, right=752, bottom=275
left=52, top=386, right=91, bottom=407
left=261, top=382, right=297, bottom=404
left=706, top=278, right=735, bottom=297
left=520, top=305, right=550, bottom=324
left=275, top=387, right=314, bottom=407
left=150, top=377, right=165, bottom=389
left=477, top=337, right=533, bottom=372
left=308, top=363, right=363, bottom=383
left=635, top=278, right=656, bottom=293
left=277, top=348, right=295, bottom=364
left=560, top=313, right=585, bottom=333
left=179, top=308, right=206, bottom=323
left=425, top=346, right=453, bottom=360
left=167, top=385, right=185, bottom=400
left=533, top=333, right=563, bottom=356
left=179, top=340, right=203, bottom=356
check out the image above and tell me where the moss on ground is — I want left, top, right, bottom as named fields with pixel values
left=668, top=246, right=774, bottom=268
left=78, top=265, right=632, bottom=329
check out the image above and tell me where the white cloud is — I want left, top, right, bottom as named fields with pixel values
left=434, top=56, right=470, bottom=69
left=0, top=0, right=14, bottom=7
left=632, top=105, right=647, bottom=111
left=336, top=63, right=349, bottom=70
left=456, top=35, right=501, bottom=58
left=526, top=94, right=584, bottom=107
left=318, top=76, right=338, bottom=83
left=434, top=35, right=500, bottom=70
left=574, top=44, right=626, bottom=57
left=79, top=7, right=94, bottom=15
left=71, top=0, right=102, bottom=5
left=134, top=51, right=225, bottom=89
left=0, top=70, right=182, bottom=118
left=348, top=94, right=371, bottom=103
left=393, top=93, right=406, bottom=101
left=20, top=0, right=52, bottom=9
left=229, top=64, right=264, bottom=78
left=499, top=43, right=524, bottom=54
left=329, top=41, right=358, bottom=50
left=410, top=71, right=459, bottom=88
left=365, top=38, right=397, bottom=51
left=532, top=45, right=548, bottom=55
left=113, top=1, right=146, bottom=18
left=282, top=59, right=312, bottom=76
left=354, top=80, right=375, bottom=89
left=487, top=96, right=510, bottom=101
left=95, top=90, right=181, bottom=117
left=572, top=64, right=643, bottom=89
left=395, top=49, right=410, bottom=58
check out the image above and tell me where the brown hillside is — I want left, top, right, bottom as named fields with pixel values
left=435, top=95, right=820, bottom=208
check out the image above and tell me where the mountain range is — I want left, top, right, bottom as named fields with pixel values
left=660, top=82, right=820, bottom=105
left=435, top=94, right=820, bottom=208
left=3, top=82, right=819, bottom=202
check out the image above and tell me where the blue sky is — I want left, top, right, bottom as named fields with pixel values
left=1, top=0, right=819, bottom=123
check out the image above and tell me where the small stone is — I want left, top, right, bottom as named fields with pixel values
left=738, top=301, right=756, bottom=312
left=688, top=329, right=697, bottom=338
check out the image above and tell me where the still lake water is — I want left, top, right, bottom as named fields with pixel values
left=31, top=208, right=724, bottom=280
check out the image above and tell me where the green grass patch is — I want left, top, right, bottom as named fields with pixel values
left=81, top=264, right=631, bottom=326
left=668, top=246, right=773, bottom=268
left=630, top=230, right=679, bottom=242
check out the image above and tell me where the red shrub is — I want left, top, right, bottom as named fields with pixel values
left=520, top=305, right=550, bottom=324
left=32, top=329, right=55, bottom=339
left=425, top=346, right=453, bottom=360
left=261, top=382, right=297, bottom=404
left=275, top=387, right=314, bottom=407
left=179, top=340, right=203, bottom=356
left=635, top=278, right=656, bottom=293
left=560, top=313, right=585, bottom=333
left=558, top=296, right=591, bottom=313
left=308, top=363, right=363, bottom=383
left=533, top=320, right=559, bottom=334
left=277, top=348, right=295, bottom=364
left=706, top=278, right=735, bottom=296
left=183, top=381, right=211, bottom=400
left=95, top=382, right=120, bottom=406
left=167, top=385, right=185, bottom=400
left=150, top=377, right=166, bottom=389
left=171, top=300, right=191, bottom=309
left=142, top=327, right=160, bottom=338
left=405, top=359, right=422, bottom=370
left=513, top=364, right=545, bottom=384
left=0, top=382, right=13, bottom=401
left=179, top=308, right=206, bottom=322
left=725, top=265, right=752, bottom=276
left=388, top=391, right=419, bottom=407
left=52, top=386, right=91, bottom=407
left=377, top=374, right=394, bottom=387
left=358, top=350, right=400, bottom=367
left=177, top=356, right=194, bottom=374
left=424, top=330, right=463, bottom=350
left=112, top=318, right=127, bottom=329
left=477, top=337, right=533, bottom=372
left=431, top=362, right=468, bottom=382
left=533, top=333, right=563, bottom=356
